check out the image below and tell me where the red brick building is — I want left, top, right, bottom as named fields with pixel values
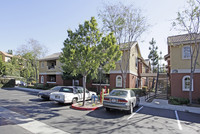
left=165, top=34, right=200, bottom=100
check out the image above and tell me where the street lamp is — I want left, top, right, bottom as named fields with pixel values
left=99, top=67, right=102, bottom=95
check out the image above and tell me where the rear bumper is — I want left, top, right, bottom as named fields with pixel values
left=38, top=94, right=50, bottom=100
left=103, top=102, right=130, bottom=110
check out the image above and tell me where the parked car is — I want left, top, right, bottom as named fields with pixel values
left=38, top=86, right=67, bottom=100
left=103, top=89, right=140, bottom=114
left=50, top=86, right=97, bottom=104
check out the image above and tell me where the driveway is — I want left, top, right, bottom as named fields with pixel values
left=0, top=88, right=200, bottom=134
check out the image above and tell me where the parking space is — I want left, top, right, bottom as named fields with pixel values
left=0, top=88, right=200, bottom=134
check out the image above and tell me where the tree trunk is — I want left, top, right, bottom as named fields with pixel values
left=189, top=45, right=193, bottom=105
left=82, top=75, right=86, bottom=106
left=189, top=72, right=193, bottom=104
left=122, top=73, right=126, bottom=89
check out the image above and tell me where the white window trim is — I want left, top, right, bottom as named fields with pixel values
left=41, top=76, right=44, bottom=83
left=116, top=75, right=122, bottom=87
left=182, top=45, right=191, bottom=59
left=182, top=75, right=193, bottom=91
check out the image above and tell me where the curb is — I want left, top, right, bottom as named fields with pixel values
left=71, top=104, right=102, bottom=111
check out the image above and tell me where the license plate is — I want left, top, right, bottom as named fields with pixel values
left=55, top=95, right=60, bottom=99
left=111, top=99, right=116, bottom=103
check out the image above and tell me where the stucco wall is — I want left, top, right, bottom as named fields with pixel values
left=170, top=45, right=200, bottom=70
left=39, top=60, right=62, bottom=74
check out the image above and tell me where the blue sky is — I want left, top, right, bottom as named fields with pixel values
left=0, top=0, right=188, bottom=61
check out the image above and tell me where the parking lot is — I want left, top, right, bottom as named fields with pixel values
left=0, top=88, right=200, bottom=134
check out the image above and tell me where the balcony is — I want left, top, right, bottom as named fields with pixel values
left=47, top=65, right=57, bottom=72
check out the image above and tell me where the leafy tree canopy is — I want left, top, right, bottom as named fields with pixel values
left=60, top=17, right=122, bottom=105
left=60, top=17, right=122, bottom=79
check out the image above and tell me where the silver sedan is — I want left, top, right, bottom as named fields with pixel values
left=103, top=89, right=140, bottom=114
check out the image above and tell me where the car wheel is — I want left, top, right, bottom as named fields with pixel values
left=128, top=103, right=133, bottom=114
left=72, top=98, right=77, bottom=104
left=105, top=108, right=110, bottom=111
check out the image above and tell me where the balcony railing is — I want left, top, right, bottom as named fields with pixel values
left=47, top=66, right=57, bottom=72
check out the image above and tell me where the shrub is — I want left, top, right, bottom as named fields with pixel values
left=142, top=86, right=147, bottom=92
left=169, top=96, right=189, bottom=105
left=198, top=98, right=200, bottom=104
left=34, top=83, right=44, bottom=89
left=130, top=88, right=146, bottom=97
left=0, top=78, right=15, bottom=88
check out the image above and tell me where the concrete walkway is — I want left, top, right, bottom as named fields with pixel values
left=10, top=87, right=200, bottom=114
left=140, top=96, right=200, bottom=114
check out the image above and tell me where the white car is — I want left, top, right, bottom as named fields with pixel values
left=50, top=86, right=97, bottom=104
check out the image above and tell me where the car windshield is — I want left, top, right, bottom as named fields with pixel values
left=109, top=90, right=128, bottom=97
left=60, top=88, right=73, bottom=93
left=50, top=86, right=61, bottom=91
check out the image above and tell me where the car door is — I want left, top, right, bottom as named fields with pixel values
left=77, top=87, right=83, bottom=101
left=85, top=89, right=90, bottom=100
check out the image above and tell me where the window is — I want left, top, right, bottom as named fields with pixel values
left=60, top=88, right=73, bottom=93
left=75, top=80, right=79, bottom=86
left=41, top=62, right=44, bottom=68
left=116, top=75, right=122, bottom=87
left=182, top=46, right=191, bottom=59
left=135, top=57, right=138, bottom=68
left=110, top=90, right=127, bottom=97
left=41, top=76, right=44, bottom=83
left=77, top=87, right=83, bottom=93
left=182, top=75, right=193, bottom=91
left=130, top=90, right=135, bottom=97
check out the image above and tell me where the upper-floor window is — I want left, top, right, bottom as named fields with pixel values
left=41, top=62, right=44, bottom=68
left=182, top=46, right=191, bottom=59
left=116, top=75, right=122, bottom=87
left=182, top=75, right=193, bottom=91
left=135, top=57, right=138, bottom=69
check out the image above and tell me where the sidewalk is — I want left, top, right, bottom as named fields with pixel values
left=140, top=96, right=200, bottom=114
left=9, top=87, right=200, bottom=114
left=13, top=86, right=42, bottom=93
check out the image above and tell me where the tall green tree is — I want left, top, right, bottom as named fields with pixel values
left=148, top=38, right=159, bottom=73
left=172, top=0, right=200, bottom=104
left=16, top=39, right=48, bottom=82
left=98, top=2, right=149, bottom=88
left=60, top=17, right=121, bottom=106
left=0, top=56, right=5, bottom=76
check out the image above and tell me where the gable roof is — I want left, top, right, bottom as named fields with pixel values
left=167, top=33, right=200, bottom=45
left=39, top=52, right=61, bottom=61
left=0, top=51, right=13, bottom=57
left=119, top=41, right=137, bottom=50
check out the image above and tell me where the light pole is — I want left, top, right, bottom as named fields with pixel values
left=99, top=67, right=102, bottom=95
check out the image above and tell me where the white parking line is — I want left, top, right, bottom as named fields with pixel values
left=127, top=106, right=144, bottom=120
left=0, top=107, right=70, bottom=134
left=175, top=110, right=183, bottom=130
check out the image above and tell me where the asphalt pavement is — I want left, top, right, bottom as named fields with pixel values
left=12, top=86, right=200, bottom=114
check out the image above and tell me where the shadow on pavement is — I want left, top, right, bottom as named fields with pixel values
left=86, top=107, right=129, bottom=119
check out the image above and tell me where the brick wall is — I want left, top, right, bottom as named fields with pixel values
left=171, top=73, right=200, bottom=100
left=56, top=75, right=63, bottom=85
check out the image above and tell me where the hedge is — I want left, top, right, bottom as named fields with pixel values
left=169, top=96, right=189, bottom=105
left=0, top=78, right=15, bottom=88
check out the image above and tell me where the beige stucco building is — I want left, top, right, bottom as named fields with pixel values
left=165, top=34, right=200, bottom=100
left=38, top=42, right=151, bottom=90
